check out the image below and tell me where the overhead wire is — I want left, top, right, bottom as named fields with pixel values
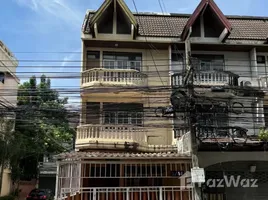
left=131, top=0, right=165, bottom=86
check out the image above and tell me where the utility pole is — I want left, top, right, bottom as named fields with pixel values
left=184, top=28, right=198, bottom=166
left=184, top=28, right=202, bottom=200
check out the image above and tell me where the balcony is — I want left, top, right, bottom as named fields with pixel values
left=171, top=71, right=239, bottom=88
left=76, top=124, right=147, bottom=148
left=196, top=126, right=249, bottom=143
left=174, top=126, right=249, bottom=143
left=60, top=186, right=193, bottom=200
left=81, top=68, right=147, bottom=88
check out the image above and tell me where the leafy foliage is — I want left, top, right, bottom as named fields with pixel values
left=12, top=75, right=74, bottom=180
left=259, top=127, right=268, bottom=141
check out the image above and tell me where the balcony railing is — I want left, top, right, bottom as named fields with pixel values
left=174, top=126, right=248, bottom=143
left=60, top=186, right=193, bottom=200
left=171, top=71, right=239, bottom=88
left=81, top=68, right=147, bottom=88
left=196, top=126, right=248, bottom=143
left=76, top=124, right=147, bottom=145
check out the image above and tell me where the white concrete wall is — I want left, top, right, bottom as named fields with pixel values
left=0, top=45, right=17, bottom=75
left=0, top=44, right=18, bottom=108
left=0, top=74, right=18, bottom=107
left=0, top=168, right=12, bottom=196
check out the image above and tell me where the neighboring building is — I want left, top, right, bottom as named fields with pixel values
left=0, top=41, right=19, bottom=196
left=38, top=107, right=80, bottom=194
left=55, top=0, right=268, bottom=200
left=38, top=155, right=57, bottom=194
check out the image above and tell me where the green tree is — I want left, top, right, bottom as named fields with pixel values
left=14, top=75, right=74, bottom=180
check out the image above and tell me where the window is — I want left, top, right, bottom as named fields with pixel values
left=86, top=102, right=100, bottom=124
left=197, top=104, right=229, bottom=137
left=103, top=103, right=143, bottom=126
left=257, top=55, right=266, bottom=64
left=103, top=52, right=142, bottom=71
left=87, top=51, right=100, bottom=59
left=0, top=72, right=5, bottom=84
left=86, top=51, right=100, bottom=70
left=104, top=112, right=116, bottom=124
left=104, top=111, right=143, bottom=125
left=192, top=55, right=224, bottom=71
left=171, top=52, right=184, bottom=73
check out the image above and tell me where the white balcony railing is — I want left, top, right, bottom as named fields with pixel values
left=60, top=186, right=193, bottom=200
left=172, top=71, right=239, bottom=87
left=76, top=124, right=147, bottom=145
left=81, top=68, right=147, bottom=88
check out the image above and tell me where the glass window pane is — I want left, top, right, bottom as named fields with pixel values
left=118, top=112, right=124, bottom=124
left=103, top=55, right=115, bottom=60
left=117, top=56, right=129, bottom=60
left=110, top=113, right=116, bottom=124
left=104, top=113, right=110, bottom=124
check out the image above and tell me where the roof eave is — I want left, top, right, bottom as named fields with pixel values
left=89, top=0, right=112, bottom=26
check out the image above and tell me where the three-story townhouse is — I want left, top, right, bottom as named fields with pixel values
left=55, top=0, right=268, bottom=200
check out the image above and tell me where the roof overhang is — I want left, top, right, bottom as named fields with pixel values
left=55, top=152, right=191, bottom=161
left=181, top=0, right=232, bottom=41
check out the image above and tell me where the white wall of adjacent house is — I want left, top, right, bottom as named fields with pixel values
left=0, top=43, right=18, bottom=75
left=0, top=43, right=18, bottom=197
left=0, top=44, right=18, bottom=108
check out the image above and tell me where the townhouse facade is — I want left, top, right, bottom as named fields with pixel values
left=0, top=41, right=19, bottom=196
left=55, top=0, right=268, bottom=200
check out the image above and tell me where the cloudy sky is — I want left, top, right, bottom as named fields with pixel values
left=0, top=0, right=267, bottom=104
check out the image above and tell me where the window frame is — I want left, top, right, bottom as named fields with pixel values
left=103, top=111, right=143, bottom=126
left=103, top=52, right=142, bottom=71
left=257, top=55, right=266, bottom=64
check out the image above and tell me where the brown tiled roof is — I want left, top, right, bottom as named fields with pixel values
left=55, top=151, right=191, bottom=160
left=83, top=12, right=268, bottom=41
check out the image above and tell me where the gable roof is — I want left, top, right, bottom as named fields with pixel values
left=83, top=12, right=268, bottom=42
left=89, top=0, right=137, bottom=29
left=181, top=0, right=232, bottom=40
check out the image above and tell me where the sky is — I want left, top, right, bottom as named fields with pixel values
left=1, top=0, right=268, bottom=104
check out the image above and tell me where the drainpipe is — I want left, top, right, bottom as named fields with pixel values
left=250, top=48, right=257, bottom=83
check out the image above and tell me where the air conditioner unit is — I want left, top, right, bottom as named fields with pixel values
left=240, top=81, right=252, bottom=87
